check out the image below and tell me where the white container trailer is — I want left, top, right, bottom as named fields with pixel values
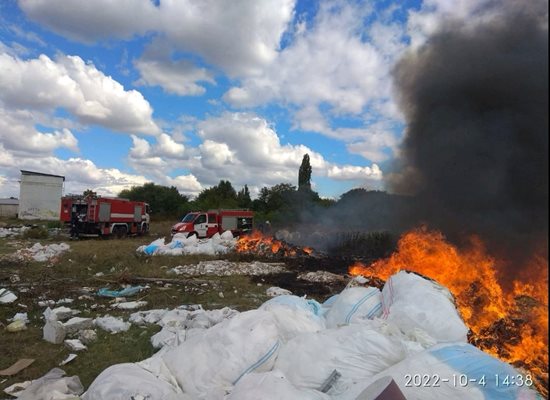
left=18, top=170, right=65, bottom=220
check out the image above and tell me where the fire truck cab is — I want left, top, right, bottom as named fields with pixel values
left=171, top=209, right=253, bottom=238
left=60, top=195, right=150, bottom=238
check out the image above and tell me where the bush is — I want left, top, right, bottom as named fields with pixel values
left=328, top=231, right=397, bottom=259
left=46, top=221, right=63, bottom=229
left=23, top=226, right=49, bottom=239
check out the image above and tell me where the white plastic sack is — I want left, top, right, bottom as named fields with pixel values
left=94, top=316, right=131, bottom=333
left=260, top=295, right=325, bottom=341
left=83, top=363, right=189, bottom=400
left=274, top=323, right=409, bottom=395
left=227, top=370, right=331, bottom=400
left=324, top=286, right=382, bottom=329
left=17, top=368, right=83, bottom=400
left=337, top=343, right=543, bottom=400
left=162, top=309, right=281, bottom=399
left=381, top=271, right=468, bottom=343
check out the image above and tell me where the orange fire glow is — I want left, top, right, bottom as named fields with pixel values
left=348, top=228, right=548, bottom=394
left=236, top=231, right=309, bottom=257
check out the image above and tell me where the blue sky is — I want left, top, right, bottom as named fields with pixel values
left=0, top=0, right=480, bottom=199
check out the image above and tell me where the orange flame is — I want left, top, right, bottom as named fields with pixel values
left=348, top=228, right=548, bottom=394
left=236, top=231, right=310, bottom=257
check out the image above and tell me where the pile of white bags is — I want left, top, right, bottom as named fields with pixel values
left=137, top=232, right=236, bottom=256
left=83, top=270, right=543, bottom=400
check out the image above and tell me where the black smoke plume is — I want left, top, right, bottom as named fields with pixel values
left=389, top=3, right=548, bottom=267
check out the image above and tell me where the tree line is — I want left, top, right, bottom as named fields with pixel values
left=114, top=154, right=410, bottom=234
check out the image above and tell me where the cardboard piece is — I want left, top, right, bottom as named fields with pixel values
left=0, top=359, right=35, bottom=376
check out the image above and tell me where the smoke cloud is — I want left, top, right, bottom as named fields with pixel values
left=389, top=2, right=548, bottom=266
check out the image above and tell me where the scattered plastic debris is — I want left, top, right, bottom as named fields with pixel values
left=13, top=242, right=70, bottom=262
left=64, top=339, right=87, bottom=352
left=298, top=271, right=347, bottom=284
left=266, top=286, right=292, bottom=297
left=59, top=354, right=77, bottom=366
left=0, top=288, right=17, bottom=304
left=169, top=260, right=286, bottom=276
left=6, top=319, right=27, bottom=332
left=94, top=316, right=131, bottom=333
left=3, top=380, right=31, bottom=397
left=44, top=306, right=80, bottom=321
left=97, top=286, right=145, bottom=298
left=37, top=300, right=56, bottom=307
left=78, top=329, right=97, bottom=345
left=43, top=320, right=66, bottom=344
left=110, top=301, right=148, bottom=310
left=63, top=317, right=94, bottom=333
left=0, top=226, right=29, bottom=238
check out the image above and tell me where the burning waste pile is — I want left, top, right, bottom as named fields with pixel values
left=137, top=231, right=315, bottom=258
left=235, top=231, right=315, bottom=258
left=80, top=235, right=545, bottom=400
left=137, top=231, right=237, bottom=256
left=349, top=229, right=549, bottom=398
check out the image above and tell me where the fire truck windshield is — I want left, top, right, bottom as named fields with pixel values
left=181, top=213, right=197, bottom=223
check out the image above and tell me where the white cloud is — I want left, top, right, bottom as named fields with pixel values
left=327, top=164, right=382, bottom=180
left=19, top=0, right=296, bottom=77
left=0, top=152, right=151, bottom=198
left=222, top=1, right=407, bottom=163
left=135, top=57, right=214, bottom=96
left=0, top=52, right=160, bottom=135
left=0, top=107, right=79, bottom=155
left=128, top=112, right=383, bottom=195
left=165, top=175, right=203, bottom=198
left=18, top=0, right=159, bottom=43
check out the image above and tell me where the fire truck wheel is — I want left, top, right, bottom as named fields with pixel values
left=114, top=225, right=127, bottom=239
left=187, top=232, right=198, bottom=239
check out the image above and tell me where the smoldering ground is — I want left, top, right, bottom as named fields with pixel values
left=388, top=2, right=548, bottom=269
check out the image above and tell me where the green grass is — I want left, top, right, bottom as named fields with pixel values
left=0, top=219, right=271, bottom=392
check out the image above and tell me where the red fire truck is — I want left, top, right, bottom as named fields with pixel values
left=171, top=209, right=254, bottom=238
left=60, top=195, right=150, bottom=237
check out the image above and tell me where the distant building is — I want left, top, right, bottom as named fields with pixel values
left=18, top=170, right=65, bottom=220
left=0, top=198, right=19, bottom=218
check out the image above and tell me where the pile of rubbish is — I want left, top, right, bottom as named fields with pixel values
left=0, top=226, right=30, bottom=238
left=13, top=242, right=70, bottom=262
left=169, top=260, right=286, bottom=276
left=137, top=232, right=236, bottom=256
left=80, top=270, right=542, bottom=400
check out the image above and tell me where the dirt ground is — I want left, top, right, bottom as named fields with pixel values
left=0, top=219, right=355, bottom=392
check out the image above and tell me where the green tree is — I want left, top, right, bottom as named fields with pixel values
left=83, top=189, right=96, bottom=197
left=194, top=180, right=238, bottom=209
left=119, top=183, right=189, bottom=217
left=298, top=153, right=312, bottom=191
left=237, top=184, right=252, bottom=208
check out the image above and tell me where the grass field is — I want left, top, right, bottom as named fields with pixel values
left=0, top=219, right=274, bottom=390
